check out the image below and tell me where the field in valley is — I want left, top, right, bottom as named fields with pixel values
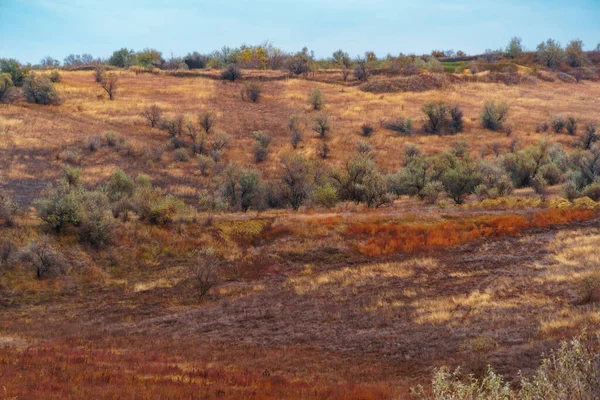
left=2, top=67, right=600, bottom=399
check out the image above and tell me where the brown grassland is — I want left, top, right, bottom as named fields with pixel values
left=1, top=69, right=600, bottom=398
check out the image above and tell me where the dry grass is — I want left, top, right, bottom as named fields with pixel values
left=3, top=70, right=600, bottom=398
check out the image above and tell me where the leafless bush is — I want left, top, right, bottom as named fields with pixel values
left=86, top=135, right=102, bottom=152
left=141, top=105, right=162, bottom=128
left=199, top=111, right=215, bottom=134
left=581, top=121, right=598, bottom=150
left=98, top=71, right=118, bottom=100
left=192, top=257, right=220, bottom=300
left=242, top=82, right=262, bottom=103
left=19, top=237, right=64, bottom=279
left=288, top=115, right=302, bottom=149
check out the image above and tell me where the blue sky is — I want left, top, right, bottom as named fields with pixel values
left=1, top=0, right=599, bottom=64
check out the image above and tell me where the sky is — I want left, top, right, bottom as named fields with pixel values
left=1, top=0, right=599, bottom=64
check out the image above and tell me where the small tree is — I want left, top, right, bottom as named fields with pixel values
left=312, top=113, right=330, bottom=138
left=19, top=237, right=64, bottom=279
left=353, top=54, right=370, bottom=82
left=280, top=154, right=314, bottom=210
left=537, top=39, right=564, bottom=69
left=98, top=71, right=118, bottom=100
left=141, top=105, right=162, bottom=128
left=307, top=88, right=324, bottom=110
left=192, top=258, right=219, bottom=300
left=505, top=37, right=523, bottom=59
left=565, top=39, right=586, bottom=68
left=0, top=73, right=14, bottom=102
left=481, top=101, right=509, bottom=131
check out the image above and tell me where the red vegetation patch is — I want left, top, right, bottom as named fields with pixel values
left=0, top=343, right=394, bottom=399
left=349, top=209, right=596, bottom=257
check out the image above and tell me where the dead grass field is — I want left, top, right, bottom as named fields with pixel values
left=2, top=70, right=599, bottom=205
left=2, top=70, right=600, bottom=398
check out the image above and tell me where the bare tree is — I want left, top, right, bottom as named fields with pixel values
left=199, top=111, right=215, bottom=134
left=98, top=71, right=118, bottom=100
left=192, top=258, right=219, bottom=300
left=141, top=105, right=162, bottom=128
left=353, top=54, right=371, bottom=82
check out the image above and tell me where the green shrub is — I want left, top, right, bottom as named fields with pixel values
left=384, top=118, right=413, bottom=136
left=252, top=131, right=272, bottom=163
left=312, top=113, right=330, bottom=138
left=480, top=101, right=509, bottom=131
left=23, top=73, right=61, bottom=105
left=197, top=155, right=214, bottom=176
left=36, top=182, right=85, bottom=232
left=307, top=88, right=324, bottom=110
left=104, top=130, right=121, bottom=147
left=0, top=191, right=18, bottom=227
left=48, top=70, right=61, bottom=83
left=174, top=148, right=189, bottom=162
left=132, top=184, right=184, bottom=225
left=565, top=116, right=577, bottom=135
left=313, top=184, right=339, bottom=208
left=551, top=115, right=567, bottom=133
left=0, top=73, right=14, bottom=102
left=582, top=182, right=600, bottom=201
left=423, top=103, right=464, bottom=135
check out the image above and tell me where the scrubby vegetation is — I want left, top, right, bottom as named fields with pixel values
left=3, top=34, right=600, bottom=399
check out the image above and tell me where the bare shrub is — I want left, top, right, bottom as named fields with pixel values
left=318, top=143, right=330, bottom=159
left=197, top=154, right=214, bottom=176
left=199, top=111, right=215, bottom=134
left=19, top=237, right=64, bottom=279
left=288, top=115, right=302, bottom=149
left=536, top=121, right=549, bottom=133
left=141, top=105, right=162, bottom=128
left=98, top=71, right=118, bottom=100
left=581, top=121, right=598, bottom=149
left=192, top=258, right=220, bottom=300
left=242, top=81, right=262, bottom=102
left=86, top=135, right=101, bottom=152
